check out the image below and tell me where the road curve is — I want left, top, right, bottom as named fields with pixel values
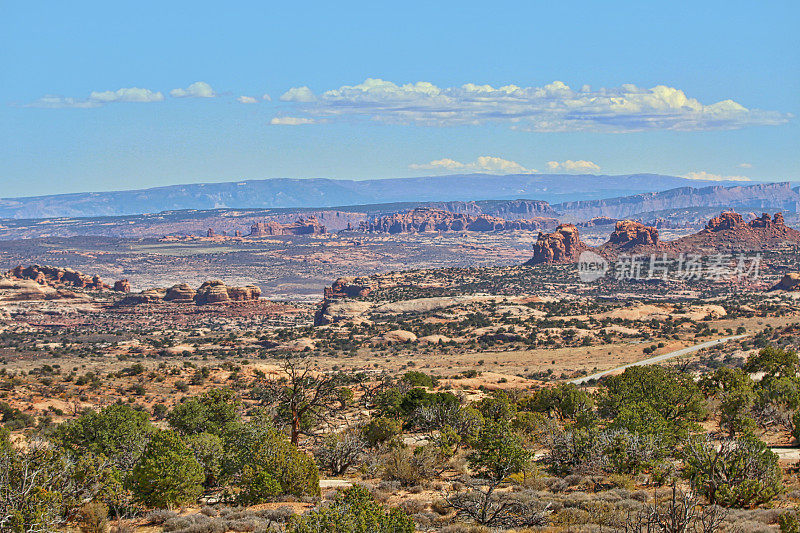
left=570, top=334, right=748, bottom=385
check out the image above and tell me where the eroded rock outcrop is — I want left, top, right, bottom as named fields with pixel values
left=249, top=217, right=326, bottom=236
left=4, top=264, right=129, bottom=292
left=324, top=277, right=373, bottom=299
left=607, top=220, right=660, bottom=247
left=164, top=283, right=196, bottom=302
left=771, top=273, right=800, bottom=291
left=525, top=224, right=589, bottom=265
left=113, top=279, right=131, bottom=293
left=117, top=280, right=261, bottom=306
left=360, top=208, right=555, bottom=234
left=8, top=264, right=102, bottom=289
left=705, top=211, right=745, bottom=231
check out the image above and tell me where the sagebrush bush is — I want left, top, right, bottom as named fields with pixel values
left=78, top=501, right=109, bottom=533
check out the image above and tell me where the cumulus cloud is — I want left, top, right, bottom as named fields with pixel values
left=546, top=160, right=601, bottom=173
left=410, top=156, right=537, bottom=174
left=276, top=78, right=790, bottom=132
left=26, top=87, right=164, bottom=108
left=280, top=86, right=315, bottom=102
left=738, top=162, right=753, bottom=168
left=237, top=96, right=258, bottom=104
left=170, top=81, right=216, bottom=98
left=270, top=116, right=316, bottom=125
left=684, top=171, right=751, bottom=182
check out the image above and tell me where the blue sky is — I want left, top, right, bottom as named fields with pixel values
left=1, top=0, right=798, bottom=198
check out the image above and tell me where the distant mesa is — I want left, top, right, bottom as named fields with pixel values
left=5, top=264, right=128, bottom=292
left=249, top=217, right=326, bottom=236
left=358, top=207, right=556, bottom=234
left=525, top=224, right=589, bottom=265
left=117, top=280, right=262, bottom=306
left=577, top=216, right=618, bottom=228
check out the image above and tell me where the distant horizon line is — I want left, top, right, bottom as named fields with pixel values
left=0, top=172, right=785, bottom=201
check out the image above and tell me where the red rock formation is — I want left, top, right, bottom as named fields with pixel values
left=525, top=224, right=589, bottom=265
left=117, top=280, right=262, bottom=306
left=361, top=208, right=555, bottom=234
left=164, top=283, right=196, bottom=302
left=249, top=217, right=326, bottom=236
left=323, top=277, right=373, bottom=299
left=607, top=220, right=659, bottom=247
left=7, top=265, right=111, bottom=290
left=227, top=285, right=262, bottom=301
left=705, top=211, right=745, bottom=231
left=113, top=279, right=131, bottom=292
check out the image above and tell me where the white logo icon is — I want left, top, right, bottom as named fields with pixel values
left=578, top=251, right=609, bottom=282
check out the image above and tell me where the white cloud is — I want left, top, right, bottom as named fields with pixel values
left=683, top=171, right=751, bottom=182
left=738, top=162, right=753, bottom=168
left=262, top=94, right=272, bottom=101
left=26, top=87, right=164, bottom=108
left=410, top=156, right=537, bottom=174
left=280, top=86, right=315, bottom=102
left=237, top=96, right=258, bottom=104
left=546, top=160, right=601, bottom=173
left=89, top=87, right=164, bottom=103
left=277, top=78, right=790, bottom=132
left=170, top=81, right=216, bottom=98
left=270, top=116, right=316, bottom=125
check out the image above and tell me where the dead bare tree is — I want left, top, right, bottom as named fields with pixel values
left=444, top=477, right=550, bottom=528
left=251, top=354, right=343, bottom=444
left=623, top=485, right=727, bottom=533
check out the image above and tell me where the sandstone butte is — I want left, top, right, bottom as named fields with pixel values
left=524, top=224, right=589, bottom=265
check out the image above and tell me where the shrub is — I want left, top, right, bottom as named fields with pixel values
left=599, top=366, right=707, bottom=443
left=684, top=434, right=783, bottom=507
left=314, top=428, right=365, bottom=475
left=167, top=388, right=240, bottom=436
left=286, top=485, right=414, bottom=533
left=186, top=432, right=224, bottom=487
left=129, top=430, right=204, bottom=508
left=78, top=501, right=109, bottom=533
left=224, top=422, right=320, bottom=504
left=380, top=445, right=440, bottom=487
left=52, top=403, right=153, bottom=470
left=363, top=417, right=402, bottom=447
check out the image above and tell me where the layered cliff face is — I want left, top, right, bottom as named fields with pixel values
left=5, top=265, right=128, bottom=292
left=556, top=182, right=800, bottom=221
left=360, top=208, right=556, bottom=234
left=249, top=217, right=326, bottom=236
left=118, top=280, right=262, bottom=306
left=525, top=224, right=589, bottom=265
